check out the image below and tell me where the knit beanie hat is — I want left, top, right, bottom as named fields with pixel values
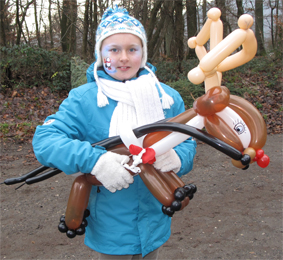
left=95, top=5, right=147, bottom=68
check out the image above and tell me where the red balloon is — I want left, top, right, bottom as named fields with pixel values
left=253, top=149, right=265, bottom=161
left=257, top=154, right=270, bottom=168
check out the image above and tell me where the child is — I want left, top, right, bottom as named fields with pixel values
left=32, top=6, right=197, bottom=260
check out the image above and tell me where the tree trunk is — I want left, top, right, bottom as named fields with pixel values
left=24, top=19, right=31, bottom=45
left=147, top=0, right=163, bottom=41
left=141, top=0, right=148, bottom=27
left=16, top=0, right=33, bottom=45
left=15, top=0, right=21, bottom=45
left=186, top=0, right=197, bottom=38
left=175, top=0, right=184, bottom=62
left=147, top=0, right=165, bottom=60
left=151, top=7, right=167, bottom=61
left=89, top=0, right=97, bottom=59
left=49, top=0, right=53, bottom=48
left=57, top=0, right=61, bottom=22
left=202, top=0, right=206, bottom=25
left=133, top=0, right=140, bottom=19
left=0, top=0, right=6, bottom=46
left=255, top=0, right=266, bottom=55
left=44, top=24, right=47, bottom=48
left=82, top=0, right=89, bottom=60
left=215, top=0, right=228, bottom=37
left=164, top=0, right=174, bottom=57
left=34, top=0, right=41, bottom=48
left=69, top=0, right=77, bottom=55
left=274, top=0, right=279, bottom=42
left=186, top=0, right=197, bottom=58
left=236, top=0, right=244, bottom=18
left=61, top=0, right=69, bottom=52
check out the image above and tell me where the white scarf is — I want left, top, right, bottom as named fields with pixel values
left=98, top=74, right=166, bottom=137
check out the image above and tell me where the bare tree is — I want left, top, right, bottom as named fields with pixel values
left=82, top=0, right=90, bottom=59
left=34, top=0, right=41, bottom=47
left=89, top=0, right=98, bottom=59
left=268, top=0, right=278, bottom=48
left=186, top=0, right=197, bottom=58
left=215, top=0, right=228, bottom=36
left=15, top=0, right=33, bottom=45
left=186, top=0, right=197, bottom=37
left=163, top=0, right=174, bottom=58
left=60, top=0, right=77, bottom=54
left=141, top=0, right=148, bottom=26
left=24, top=18, right=31, bottom=44
left=175, top=0, right=184, bottom=61
left=60, top=0, right=69, bottom=52
left=255, top=0, right=266, bottom=55
left=236, top=0, right=244, bottom=18
left=0, top=0, right=7, bottom=46
left=69, top=0, right=77, bottom=55
left=202, top=0, right=206, bottom=26
left=48, top=0, right=53, bottom=48
left=147, top=0, right=164, bottom=60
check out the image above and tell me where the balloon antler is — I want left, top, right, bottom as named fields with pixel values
left=187, top=7, right=257, bottom=92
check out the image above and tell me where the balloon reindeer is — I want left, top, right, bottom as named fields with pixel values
left=185, top=7, right=270, bottom=169
left=2, top=8, right=269, bottom=239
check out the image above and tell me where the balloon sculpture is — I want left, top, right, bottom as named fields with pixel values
left=2, top=8, right=269, bottom=239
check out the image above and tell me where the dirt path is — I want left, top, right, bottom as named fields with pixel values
left=0, top=134, right=282, bottom=260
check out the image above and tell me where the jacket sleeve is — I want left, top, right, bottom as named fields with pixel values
left=163, top=83, right=197, bottom=177
left=32, top=88, right=107, bottom=175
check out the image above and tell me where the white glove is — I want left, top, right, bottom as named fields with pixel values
left=91, top=151, right=134, bottom=193
left=153, top=149, right=181, bottom=173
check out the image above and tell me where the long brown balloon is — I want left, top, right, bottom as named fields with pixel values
left=65, top=174, right=92, bottom=230
left=139, top=164, right=176, bottom=206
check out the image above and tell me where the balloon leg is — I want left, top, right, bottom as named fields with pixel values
left=65, top=175, right=92, bottom=230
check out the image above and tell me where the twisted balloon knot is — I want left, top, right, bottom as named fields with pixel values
left=129, top=145, right=156, bottom=165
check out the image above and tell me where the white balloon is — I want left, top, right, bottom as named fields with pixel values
left=186, top=115, right=205, bottom=129
left=150, top=115, right=205, bottom=156
left=119, top=123, right=142, bottom=149
left=216, top=107, right=251, bottom=148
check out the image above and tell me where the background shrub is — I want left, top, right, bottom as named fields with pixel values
left=0, top=45, right=71, bottom=92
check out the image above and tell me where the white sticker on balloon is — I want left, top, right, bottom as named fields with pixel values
left=216, top=107, right=251, bottom=148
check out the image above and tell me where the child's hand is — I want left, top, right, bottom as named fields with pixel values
left=91, top=151, right=134, bottom=192
left=153, top=149, right=181, bottom=173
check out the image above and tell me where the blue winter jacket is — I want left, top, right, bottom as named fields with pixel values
left=32, top=62, right=197, bottom=256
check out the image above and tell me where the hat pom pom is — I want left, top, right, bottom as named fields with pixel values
left=102, top=5, right=128, bottom=20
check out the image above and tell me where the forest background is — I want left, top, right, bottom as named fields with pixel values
left=0, top=0, right=282, bottom=141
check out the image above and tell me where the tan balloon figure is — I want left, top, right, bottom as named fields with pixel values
left=149, top=7, right=269, bottom=169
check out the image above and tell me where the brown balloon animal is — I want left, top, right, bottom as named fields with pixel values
left=63, top=84, right=268, bottom=234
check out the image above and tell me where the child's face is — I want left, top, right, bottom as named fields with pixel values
left=101, top=33, right=143, bottom=81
